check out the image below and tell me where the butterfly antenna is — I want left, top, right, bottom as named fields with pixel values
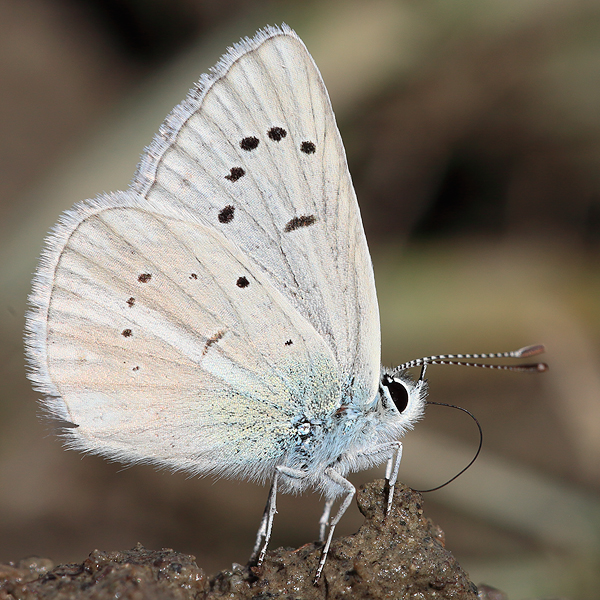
left=403, top=345, right=547, bottom=492
left=393, top=344, right=548, bottom=382
left=414, top=402, right=483, bottom=493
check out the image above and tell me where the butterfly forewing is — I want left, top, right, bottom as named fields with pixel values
left=135, top=27, right=381, bottom=405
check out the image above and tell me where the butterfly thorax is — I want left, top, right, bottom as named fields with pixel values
left=273, top=371, right=426, bottom=497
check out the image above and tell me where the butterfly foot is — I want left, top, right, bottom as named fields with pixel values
left=313, top=556, right=326, bottom=586
left=385, top=483, right=395, bottom=517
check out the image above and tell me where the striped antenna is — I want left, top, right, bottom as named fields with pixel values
left=393, top=344, right=548, bottom=379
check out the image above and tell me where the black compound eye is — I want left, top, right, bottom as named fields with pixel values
left=383, top=376, right=409, bottom=413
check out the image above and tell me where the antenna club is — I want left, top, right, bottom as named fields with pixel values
left=515, top=344, right=546, bottom=358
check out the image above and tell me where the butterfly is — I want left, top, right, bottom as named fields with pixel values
left=25, top=24, right=545, bottom=584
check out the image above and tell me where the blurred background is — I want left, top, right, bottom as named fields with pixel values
left=1, top=0, right=599, bottom=597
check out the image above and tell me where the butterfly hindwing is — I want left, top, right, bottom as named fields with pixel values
left=29, top=195, right=341, bottom=479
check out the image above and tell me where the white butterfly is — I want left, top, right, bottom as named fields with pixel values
left=25, top=24, right=437, bottom=583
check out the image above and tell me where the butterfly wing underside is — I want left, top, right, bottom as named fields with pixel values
left=135, top=25, right=381, bottom=401
left=25, top=25, right=380, bottom=480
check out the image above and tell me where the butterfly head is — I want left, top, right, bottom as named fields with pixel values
left=376, top=369, right=427, bottom=433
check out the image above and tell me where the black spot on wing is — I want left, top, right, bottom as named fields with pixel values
left=285, top=339, right=293, bottom=346
left=218, top=205, right=235, bottom=223
left=225, top=167, right=245, bottom=182
left=240, top=136, right=259, bottom=151
left=132, top=365, right=140, bottom=371
left=236, top=276, right=249, bottom=288
left=284, top=215, right=317, bottom=232
left=268, top=127, right=287, bottom=141
left=203, top=330, right=226, bottom=356
left=138, top=273, right=152, bottom=283
left=122, top=329, right=132, bottom=338
left=300, top=141, right=316, bottom=154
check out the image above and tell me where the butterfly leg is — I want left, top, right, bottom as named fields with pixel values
left=251, top=465, right=308, bottom=567
left=318, top=498, right=334, bottom=542
left=314, top=468, right=355, bottom=584
left=347, top=441, right=403, bottom=515
left=250, top=479, right=276, bottom=562
left=384, top=441, right=403, bottom=515
left=346, top=440, right=403, bottom=515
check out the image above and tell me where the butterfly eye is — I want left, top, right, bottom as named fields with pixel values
left=382, top=376, right=409, bottom=413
